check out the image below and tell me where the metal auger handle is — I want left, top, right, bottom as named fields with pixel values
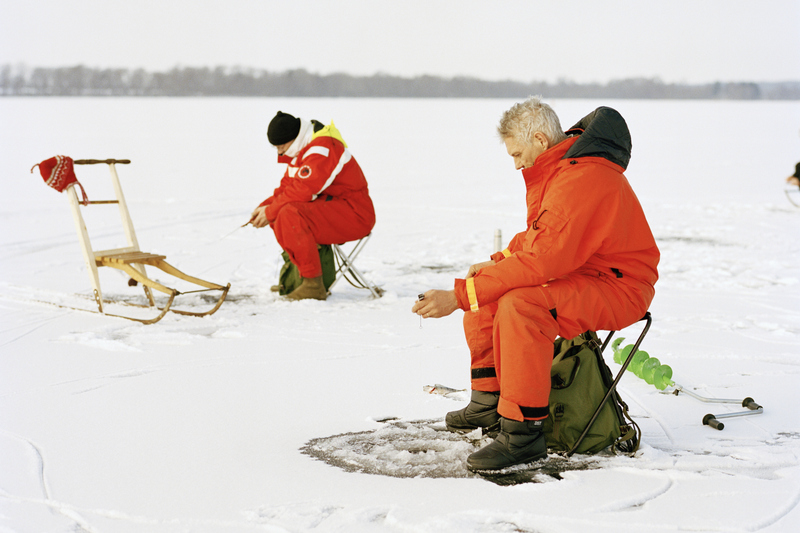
left=73, top=159, right=131, bottom=165
left=742, top=397, right=762, bottom=410
left=703, top=414, right=724, bottom=431
left=672, top=385, right=761, bottom=407
left=703, top=402, right=764, bottom=430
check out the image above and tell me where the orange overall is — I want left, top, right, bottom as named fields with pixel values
left=261, top=123, right=375, bottom=278
left=453, top=109, right=659, bottom=421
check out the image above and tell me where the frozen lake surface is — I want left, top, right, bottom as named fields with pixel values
left=1, top=97, right=799, bottom=532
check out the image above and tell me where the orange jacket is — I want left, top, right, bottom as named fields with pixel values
left=454, top=107, right=659, bottom=313
left=260, top=122, right=371, bottom=222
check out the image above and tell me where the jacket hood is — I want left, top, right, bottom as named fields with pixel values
left=563, top=107, right=632, bottom=170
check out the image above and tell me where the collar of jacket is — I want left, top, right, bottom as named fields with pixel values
left=521, top=136, right=576, bottom=187
left=278, top=118, right=315, bottom=161
left=311, top=121, right=347, bottom=148
left=275, top=121, right=348, bottom=164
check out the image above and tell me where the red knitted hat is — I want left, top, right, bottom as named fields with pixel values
left=31, top=155, right=88, bottom=204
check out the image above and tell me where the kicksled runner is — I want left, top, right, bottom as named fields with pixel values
left=304, top=313, right=764, bottom=485
left=31, top=156, right=230, bottom=324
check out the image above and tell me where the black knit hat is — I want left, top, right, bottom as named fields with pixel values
left=267, top=111, right=301, bottom=146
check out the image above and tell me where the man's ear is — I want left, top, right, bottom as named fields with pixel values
left=533, top=131, right=549, bottom=150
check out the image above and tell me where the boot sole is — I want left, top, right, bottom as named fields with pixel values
left=445, top=421, right=499, bottom=437
left=466, top=449, right=548, bottom=473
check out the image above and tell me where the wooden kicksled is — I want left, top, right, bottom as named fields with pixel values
left=66, top=158, right=229, bottom=324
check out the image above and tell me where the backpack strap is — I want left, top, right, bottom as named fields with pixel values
left=588, top=330, right=641, bottom=456
left=614, top=394, right=641, bottom=454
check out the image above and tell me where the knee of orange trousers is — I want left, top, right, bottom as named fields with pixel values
left=463, top=302, right=499, bottom=392
left=544, top=275, right=651, bottom=338
left=493, top=288, right=559, bottom=421
left=270, top=206, right=322, bottom=278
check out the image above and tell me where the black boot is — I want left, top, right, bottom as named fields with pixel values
left=445, top=390, right=500, bottom=434
left=466, top=417, right=547, bottom=471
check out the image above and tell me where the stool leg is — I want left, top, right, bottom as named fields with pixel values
left=329, top=238, right=381, bottom=297
left=566, top=312, right=652, bottom=457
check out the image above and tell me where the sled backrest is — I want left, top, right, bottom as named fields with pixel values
left=66, top=159, right=154, bottom=310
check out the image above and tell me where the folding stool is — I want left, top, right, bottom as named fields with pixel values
left=328, top=234, right=383, bottom=298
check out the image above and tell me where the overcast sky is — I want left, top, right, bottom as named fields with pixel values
left=2, top=0, right=798, bottom=84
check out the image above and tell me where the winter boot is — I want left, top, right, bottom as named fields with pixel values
left=466, top=417, right=547, bottom=472
left=445, top=390, right=500, bottom=434
left=284, top=276, right=328, bottom=301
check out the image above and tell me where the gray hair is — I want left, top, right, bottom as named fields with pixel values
left=497, top=96, right=567, bottom=146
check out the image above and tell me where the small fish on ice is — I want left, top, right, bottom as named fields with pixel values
left=423, top=384, right=468, bottom=400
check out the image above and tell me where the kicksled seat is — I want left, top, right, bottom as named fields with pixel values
left=31, top=156, right=229, bottom=324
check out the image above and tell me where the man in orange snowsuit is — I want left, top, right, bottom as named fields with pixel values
left=251, top=111, right=376, bottom=300
left=412, top=97, right=659, bottom=471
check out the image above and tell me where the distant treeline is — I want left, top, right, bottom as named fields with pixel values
left=2, top=65, right=799, bottom=99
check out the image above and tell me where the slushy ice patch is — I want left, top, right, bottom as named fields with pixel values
left=301, top=418, right=604, bottom=485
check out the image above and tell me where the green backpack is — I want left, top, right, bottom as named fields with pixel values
left=277, top=245, right=336, bottom=296
left=543, top=331, right=640, bottom=455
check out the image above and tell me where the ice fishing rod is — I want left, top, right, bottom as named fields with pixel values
left=206, top=216, right=267, bottom=246
left=785, top=187, right=800, bottom=207
left=222, top=220, right=252, bottom=239
left=417, top=293, right=425, bottom=328
left=611, top=339, right=764, bottom=430
left=205, top=220, right=251, bottom=245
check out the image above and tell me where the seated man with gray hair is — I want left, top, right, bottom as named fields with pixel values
left=413, top=96, right=660, bottom=471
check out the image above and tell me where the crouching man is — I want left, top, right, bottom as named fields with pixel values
left=251, top=111, right=376, bottom=300
left=412, top=97, right=659, bottom=471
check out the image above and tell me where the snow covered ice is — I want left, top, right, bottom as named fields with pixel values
left=1, top=97, right=799, bottom=532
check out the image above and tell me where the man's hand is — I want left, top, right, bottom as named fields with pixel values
left=412, top=290, right=459, bottom=319
left=250, top=206, right=270, bottom=228
left=466, top=260, right=496, bottom=278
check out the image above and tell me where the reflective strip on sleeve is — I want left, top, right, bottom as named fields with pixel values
left=466, top=277, right=479, bottom=312
left=314, top=148, right=352, bottom=196
left=502, top=248, right=511, bottom=258
left=303, top=146, right=330, bottom=159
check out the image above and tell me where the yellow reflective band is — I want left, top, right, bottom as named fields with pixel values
left=466, top=278, right=479, bottom=312
left=502, top=248, right=511, bottom=258
left=312, top=121, right=348, bottom=148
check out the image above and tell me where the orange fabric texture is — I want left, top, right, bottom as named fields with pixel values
left=455, top=135, right=659, bottom=312
left=454, top=118, right=659, bottom=421
left=464, top=272, right=654, bottom=420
